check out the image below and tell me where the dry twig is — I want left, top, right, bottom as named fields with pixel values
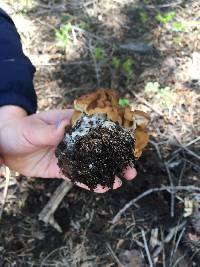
left=172, top=136, right=200, bottom=158
left=88, top=39, right=101, bottom=87
left=0, top=166, right=10, bottom=221
left=112, top=186, right=200, bottom=224
left=179, top=145, right=200, bottom=161
left=153, top=220, right=186, bottom=258
left=165, top=163, right=175, bottom=218
left=141, top=228, right=154, bottom=267
left=39, top=180, right=73, bottom=232
left=65, top=87, right=94, bottom=95
left=169, top=225, right=186, bottom=266
left=106, top=242, right=123, bottom=267
left=145, top=0, right=183, bottom=9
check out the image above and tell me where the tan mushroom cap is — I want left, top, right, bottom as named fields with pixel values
left=134, top=128, right=149, bottom=158
left=124, top=107, right=150, bottom=129
left=74, top=88, right=119, bottom=112
left=71, top=89, right=150, bottom=158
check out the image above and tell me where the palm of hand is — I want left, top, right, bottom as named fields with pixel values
left=0, top=110, right=71, bottom=178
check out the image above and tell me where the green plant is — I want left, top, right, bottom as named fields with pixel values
left=172, top=21, right=186, bottom=32
left=155, top=87, right=172, bottom=106
left=122, top=58, right=134, bottom=81
left=78, top=21, right=90, bottom=30
left=119, top=98, right=129, bottom=107
left=145, top=82, right=172, bottom=107
left=143, top=0, right=150, bottom=4
left=78, top=15, right=91, bottom=30
left=144, top=81, right=160, bottom=93
left=95, top=47, right=104, bottom=61
left=112, top=56, right=121, bottom=69
left=155, top=11, right=176, bottom=24
left=139, top=11, right=148, bottom=23
left=55, top=22, right=72, bottom=48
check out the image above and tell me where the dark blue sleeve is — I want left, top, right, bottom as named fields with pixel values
left=0, top=8, right=37, bottom=114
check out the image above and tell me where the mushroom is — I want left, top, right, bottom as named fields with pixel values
left=71, top=89, right=150, bottom=158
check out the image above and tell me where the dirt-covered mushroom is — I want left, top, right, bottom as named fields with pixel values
left=55, top=89, right=150, bottom=190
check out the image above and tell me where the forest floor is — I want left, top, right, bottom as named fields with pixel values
left=0, top=0, right=200, bottom=266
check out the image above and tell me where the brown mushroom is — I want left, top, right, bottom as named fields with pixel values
left=74, top=88, right=119, bottom=113
left=71, top=89, right=150, bottom=158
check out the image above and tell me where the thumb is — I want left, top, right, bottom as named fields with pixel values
left=39, top=118, right=70, bottom=147
left=23, top=117, right=70, bottom=147
left=53, top=118, right=70, bottom=145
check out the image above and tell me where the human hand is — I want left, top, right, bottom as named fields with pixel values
left=0, top=106, right=137, bottom=193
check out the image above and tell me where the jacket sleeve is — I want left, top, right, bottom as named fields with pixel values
left=0, top=8, right=37, bottom=114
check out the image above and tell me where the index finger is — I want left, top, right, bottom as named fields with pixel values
left=123, top=166, right=137, bottom=180
left=37, top=109, right=74, bottom=125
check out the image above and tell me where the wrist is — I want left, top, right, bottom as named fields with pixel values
left=0, top=105, right=27, bottom=127
left=0, top=105, right=27, bottom=165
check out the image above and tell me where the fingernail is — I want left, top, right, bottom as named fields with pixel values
left=117, top=177, right=122, bottom=185
left=113, top=177, right=122, bottom=189
left=123, top=166, right=137, bottom=180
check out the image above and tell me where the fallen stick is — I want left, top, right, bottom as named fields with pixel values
left=141, top=228, right=154, bottom=267
left=112, top=186, right=200, bottom=224
left=153, top=220, right=186, bottom=258
left=39, top=180, right=73, bottom=232
left=0, top=166, right=10, bottom=221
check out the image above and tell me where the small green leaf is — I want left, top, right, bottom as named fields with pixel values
left=155, top=11, right=176, bottom=24
left=78, top=21, right=90, bottom=30
left=122, top=58, right=133, bottom=72
left=119, top=98, right=129, bottom=106
left=122, top=58, right=134, bottom=80
left=95, top=47, right=104, bottom=61
left=55, top=22, right=72, bottom=48
left=144, top=82, right=160, bottom=93
left=139, top=11, right=148, bottom=23
left=172, top=21, right=186, bottom=32
left=145, top=82, right=172, bottom=107
left=112, top=56, right=121, bottom=69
